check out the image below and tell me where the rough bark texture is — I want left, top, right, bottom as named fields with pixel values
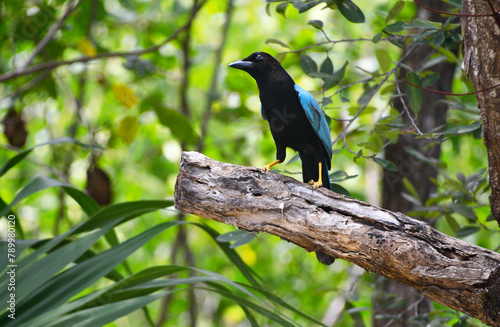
left=379, top=1, right=459, bottom=325
left=175, top=151, right=500, bottom=326
left=461, top=0, right=500, bottom=224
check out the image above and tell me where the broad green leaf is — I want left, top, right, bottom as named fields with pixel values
left=372, top=32, right=382, bottom=43
left=192, top=223, right=261, bottom=287
left=154, top=106, right=198, bottom=145
left=438, top=121, right=481, bottom=135
left=276, top=2, right=288, bottom=18
left=230, top=232, right=255, bottom=248
left=42, top=290, right=173, bottom=327
left=406, top=72, right=423, bottom=114
left=422, top=73, right=440, bottom=87
left=384, top=21, right=404, bottom=33
left=217, top=230, right=252, bottom=242
left=386, top=1, right=404, bottom=23
left=375, top=49, right=391, bottom=72
left=265, top=38, right=291, bottom=49
left=448, top=203, right=478, bottom=222
left=444, top=214, right=460, bottom=233
left=402, top=178, right=420, bottom=203
left=308, top=19, right=323, bottom=30
left=338, top=0, right=365, bottom=23
left=116, top=115, right=138, bottom=144
left=373, top=158, right=398, bottom=172
left=320, top=57, right=333, bottom=75
left=200, top=284, right=296, bottom=327
left=9, top=221, right=183, bottom=326
left=455, top=226, right=480, bottom=238
left=299, top=54, right=318, bottom=76
left=331, top=183, right=351, bottom=196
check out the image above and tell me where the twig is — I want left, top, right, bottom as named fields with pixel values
left=413, top=0, right=494, bottom=17
left=405, top=80, right=500, bottom=96
left=22, top=0, right=84, bottom=69
left=198, top=0, right=234, bottom=152
left=332, top=45, right=419, bottom=146
left=0, top=0, right=207, bottom=84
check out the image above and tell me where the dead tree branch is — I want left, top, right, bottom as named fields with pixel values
left=174, top=151, right=500, bottom=326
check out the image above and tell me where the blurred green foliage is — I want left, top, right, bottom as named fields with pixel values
left=0, top=0, right=498, bottom=326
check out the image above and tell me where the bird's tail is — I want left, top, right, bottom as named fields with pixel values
left=300, top=154, right=331, bottom=190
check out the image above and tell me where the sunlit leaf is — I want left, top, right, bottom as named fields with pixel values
left=116, top=116, right=139, bottom=144
left=406, top=72, right=423, bottom=114
left=375, top=49, right=391, bottom=72
left=373, top=157, right=398, bottom=172
left=386, top=0, right=404, bottom=23
left=154, top=106, right=198, bottom=145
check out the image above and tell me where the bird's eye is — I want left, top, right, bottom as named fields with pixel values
left=255, top=54, right=263, bottom=61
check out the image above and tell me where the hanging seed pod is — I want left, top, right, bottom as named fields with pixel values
left=86, top=164, right=113, bottom=206
left=2, top=108, right=27, bottom=147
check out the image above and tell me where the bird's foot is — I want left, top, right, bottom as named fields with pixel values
left=262, top=159, right=280, bottom=172
left=309, top=180, right=322, bottom=189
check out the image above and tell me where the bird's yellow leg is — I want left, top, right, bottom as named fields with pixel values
left=309, top=162, right=323, bottom=189
left=262, top=159, right=280, bottom=171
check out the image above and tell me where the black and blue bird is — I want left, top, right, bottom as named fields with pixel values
left=229, top=52, right=335, bottom=265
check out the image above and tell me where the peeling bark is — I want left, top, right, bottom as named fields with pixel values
left=174, top=152, right=500, bottom=326
left=461, top=0, right=500, bottom=224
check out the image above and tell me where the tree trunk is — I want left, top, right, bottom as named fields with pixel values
left=174, top=151, right=500, bottom=326
left=461, top=0, right=500, bottom=225
left=378, top=1, right=459, bottom=325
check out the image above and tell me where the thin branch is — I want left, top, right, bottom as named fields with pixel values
left=406, top=79, right=500, bottom=96
left=332, top=46, right=419, bottom=146
left=413, top=0, right=495, bottom=17
left=22, top=0, right=84, bottom=69
left=198, top=0, right=234, bottom=152
left=0, top=0, right=207, bottom=84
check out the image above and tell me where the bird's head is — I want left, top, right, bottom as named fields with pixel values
left=229, top=52, right=283, bottom=81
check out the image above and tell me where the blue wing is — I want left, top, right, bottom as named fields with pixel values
left=261, top=104, right=267, bottom=121
left=294, top=84, right=333, bottom=161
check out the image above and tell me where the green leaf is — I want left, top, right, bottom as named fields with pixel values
left=444, top=214, right=460, bottom=233
left=308, top=19, right=323, bottom=30
left=386, top=0, right=404, bottom=23
left=265, top=38, right=291, bottom=49
left=373, top=158, right=398, bottom=172
left=154, top=106, right=198, bottom=145
left=10, top=221, right=183, bottom=326
left=375, top=49, right=391, bottom=72
left=406, top=72, right=423, bottom=114
left=372, top=32, right=382, bottom=43
left=0, top=137, right=92, bottom=178
left=448, top=203, right=478, bottom=222
left=338, top=0, right=365, bottom=23
left=330, top=183, right=351, bottom=196
left=455, top=226, right=480, bottom=238
left=43, top=290, right=173, bottom=327
left=324, top=60, right=347, bottom=90
left=384, top=21, right=404, bottom=33
left=438, top=121, right=482, bottom=135
left=422, top=73, right=440, bottom=87
left=320, top=57, right=334, bottom=75
left=299, top=54, right=318, bottom=76
left=276, top=2, right=288, bottom=18
left=402, top=178, right=420, bottom=203
left=230, top=232, right=255, bottom=248
left=217, top=230, right=252, bottom=242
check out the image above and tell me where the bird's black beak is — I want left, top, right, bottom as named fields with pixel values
left=229, top=59, right=253, bottom=70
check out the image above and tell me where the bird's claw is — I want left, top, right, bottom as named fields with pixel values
left=262, top=165, right=272, bottom=172
left=309, top=180, right=322, bottom=189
